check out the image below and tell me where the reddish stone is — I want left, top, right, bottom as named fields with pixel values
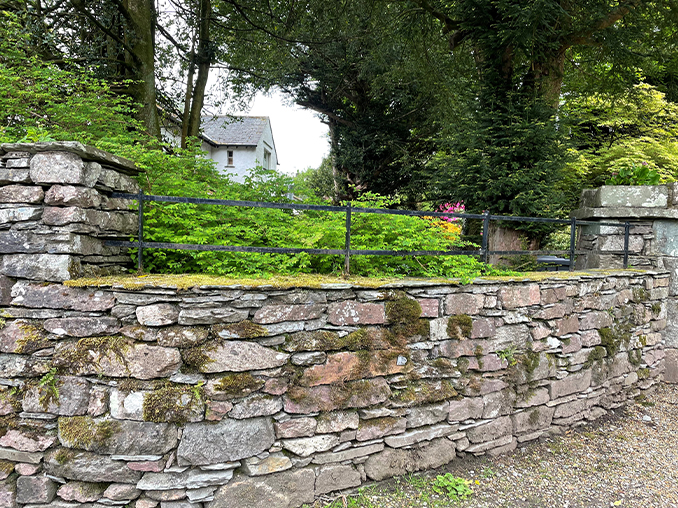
left=467, top=354, right=507, bottom=372
left=283, top=377, right=391, bottom=414
left=299, top=351, right=407, bottom=386
left=554, top=315, right=579, bottom=337
left=127, top=459, right=165, bottom=472
left=498, top=284, right=540, bottom=309
left=445, top=293, right=483, bottom=315
left=205, top=400, right=234, bottom=421
left=533, top=303, right=568, bottom=320
left=471, top=318, right=495, bottom=338
left=274, top=418, right=317, bottom=439
left=579, top=311, right=613, bottom=330
left=328, top=301, right=385, bottom=326
left=417, top=299, right=439, bottom=318
left=562, top=335, right=582, bottom=354
left=531, top=323, right=551, bottom=340
left=540, top=287, right=566, bottom=304
left=15, top=463, right=39, bottom=475
left=253, top=304, right=326, bottom=324
left=0, top=429, right=55, bottom=452
left=262, top=377, right=288, bottom=396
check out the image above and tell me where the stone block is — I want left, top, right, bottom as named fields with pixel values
left=0, top=205, right=42, bottom=224
left=0, top=167, right=30, bottom=184
left=511, top=406, right=554, bottom=434
left=364, top=437, right=456, bottom=481
left=283, top=377, right=391, bottom=414
left=448, top=397, right=484, bottom=422
left=445, top=293, right=483, bottom=315
left=44, top=185, right=102, bottom=208
left=58, top=417, right=178, bottom=455
left=178, top=307, right=249, bottom=325
left=54, top=342, right=181, bottom=380
left=16, top=476, right=56, bottom=504
left=1, top=254, right=82, bottom=282
left=229, top=394, right=282, bottom=419
left=664, top=348, right=678, bottom=383
left=384, top=423, right=457, bottom=448
left=57, top=481, right=106, bottom=502
left=579, top=311, right=613, bottom=330
left=22, top=376, right=89, bottom=416
left=315, top=464, right=361, bottom=495
left=562, top=335, right=582, bottom=354
left=466, top=416, right=512, bottom=443
left=498, top=285, right=540, bottom=309
left=242, top=453, right=293, bottom=476
left=137, top=469, right=235, bottom=490
left=406, top=401, right=449, bottom=428
left=586, top=185, right=668, bottom=208
left=0, top=447, right=42, bottom=464
left=0, top=185, right=43, bottom=204
left=549, top=370, right=591, bottom=399
left=299, top=351, right=407, bottom=386
left=327, top=301, right=385, bottom=325
left=282, top=435, right=340, bottom=457
left=156, top=326, right=208, bottom=348
left=136, top=304, right=180, bottom=327
left=207, top=470, right=314, bottom=508
left=195, top=341, right=288, bottom=373
left=554, top=315, right=579, bottom=337
left=417, top=299, right=439, bottom=318
left=312, top=443, right=384, bottom=465
left=274, top=418, right=317, bottom=439
left=11, top=282, right=115, bottom=311
left=45, top=449, right=142, bottom=483
left=177, top=417, right=275, bottom=465
left=0, top=430, right=54, bottom=452
left=356, top=417, right=407, bottom=441
left=30, top=152, right=95, bottom=186
left=253, top=304, right=325, bottom=324
left=44, top=316, right=120, bottom=337
left=315, top=411, right=359, bottom=433
left=482, top=389, right=516, bottom=419
left=471, top=318, right=496, bottom=339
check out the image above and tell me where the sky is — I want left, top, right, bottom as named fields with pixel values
left=228, top=91, right=330, bottom=175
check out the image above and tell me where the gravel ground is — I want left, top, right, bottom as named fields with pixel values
left=313, top=383, right=678, bottom=508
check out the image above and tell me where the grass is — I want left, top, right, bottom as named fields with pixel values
left=64, top=268, right=640, bottom=291
left=304, top=472, right=477, bottom=508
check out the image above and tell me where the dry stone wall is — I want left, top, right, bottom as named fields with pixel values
left=0, top=142, right=139, bottom=282
left=0, top=271, right=668, bottom=508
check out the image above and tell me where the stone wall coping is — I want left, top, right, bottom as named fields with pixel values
left=572, top=206, right=678, bottom=221
left=64, top=269, right=668, bottom=291
left=0, top=141, right=139, bottom=175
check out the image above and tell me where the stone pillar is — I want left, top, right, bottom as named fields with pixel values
left=573, top=183, right=678, bottom=382
left=0, top=142, right=139, bottom=282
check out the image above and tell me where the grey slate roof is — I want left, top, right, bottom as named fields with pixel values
left=200, top=116, right=269, bottom=146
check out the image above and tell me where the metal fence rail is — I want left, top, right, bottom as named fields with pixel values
left=106, top=190, right=634, bottom=274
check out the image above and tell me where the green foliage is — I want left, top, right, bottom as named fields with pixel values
left=497, top=346, right=518, bottom=367
left=431, top=473, right=473, bottom=500
left=605, top=163, right=661, bottom=186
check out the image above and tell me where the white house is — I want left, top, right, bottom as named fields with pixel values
left=199, top=116, right=278, bottom=182
left=161, top=115, right=279, bottom=183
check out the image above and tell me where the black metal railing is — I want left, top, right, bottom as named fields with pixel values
left=105, top=190, right=634, bottom=274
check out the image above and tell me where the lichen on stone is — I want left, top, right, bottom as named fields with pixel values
left=447, top=315, right=472, bottom=340
left=599, top=322, right=632, bottom=357
left=391, top=379, right=457, bottom=406
left=628, top=348, right=642, bottom=367
left=14, top=322, right=51, bottom=354
left=181, top=341, right=218, bottom=371
left=584, top=346, right=607, bottom=368
left=385, top=298, right=421, bottom=324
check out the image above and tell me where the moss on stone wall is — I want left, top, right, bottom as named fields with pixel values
left=54, top=336, right=131, bottom=372
left=447, top=315, right=472, bottom=340
left=58, top=416, right=118, bottom=449
left=213, top=373, right=264, bottom=398
left=142, top=384, right=204, bottom=423
left=211, top=321, right=268, bottom=339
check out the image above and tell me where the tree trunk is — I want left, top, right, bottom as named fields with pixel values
left=186, top=0, right=212, bottom=140
left=121, top=0, right=161, bottom=138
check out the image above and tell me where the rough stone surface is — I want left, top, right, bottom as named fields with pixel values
left=199, top=341, right=289, bottom=373
left=136, top=304, right=180, bottom=327
left=177, top=418, right=275, bottom=465
left=364, top=438, right=456, bottom=481
left=466, top=416, right=513, bottom=443
left=282, top=435, right=340, bottom=457
left=16, top=476, right=56, bottom=504
left=44, top=317, right=120, bottom=337
left=315, top=464, right=362, bottom=495
left=45, top=449, right=142, bottom=483
left=327, top=301, right=385, bottom=325
left=242, top=453, right=293, bottom=476
left=274, top=418, right=317, bottom=439
left=283, top=378, right=391, bottom=413
left=2, top=254, right=81, bottom=282
left=253, top=304, right=325, bottom=324
left=30, top=152, right=90, bottom=185
left=208, top=469, right=315, bottom=508
left=11, top=283, right=115, bottom=311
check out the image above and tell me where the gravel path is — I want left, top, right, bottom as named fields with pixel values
left=313, top=383, right=678, bottom=508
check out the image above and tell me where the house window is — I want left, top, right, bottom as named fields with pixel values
left=227, top=150, right=234, bottom=166
left=263, top=149, right=271, bottom=170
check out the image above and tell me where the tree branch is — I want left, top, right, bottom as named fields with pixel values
left=564, top=0, right=644, bottom=49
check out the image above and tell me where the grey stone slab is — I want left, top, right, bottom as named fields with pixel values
left=208, top=469, right=315, bottom=508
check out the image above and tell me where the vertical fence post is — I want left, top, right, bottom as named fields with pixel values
left=344, top=202, right=352, bottom=276
left=482, top=211, right=490, bottom=264
left=569, top=216, right=577, bottom=272
left=623, top=221, right=631, bottom=269
left=137, top=189, right=144, bottom=273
